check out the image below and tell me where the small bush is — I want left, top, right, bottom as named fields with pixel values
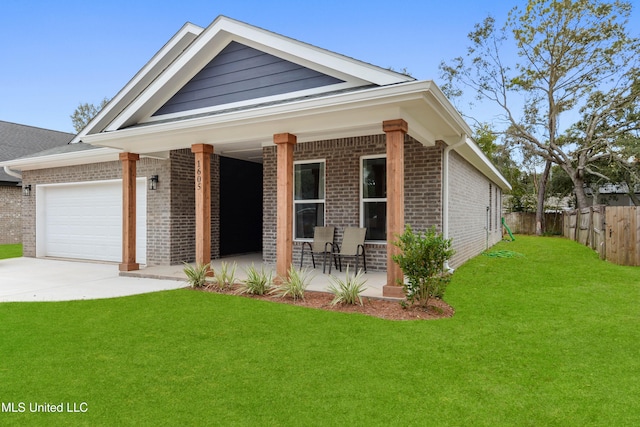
left=327, top=267, right=367, bottom=306
left=183, top=262, right=211, bottom=289
left=272, top=265, right=312, bottom=301
left=392, top=225, right=455, bottom=308
left=212, top=261, right=238, bottom=290
left=237, top=264, right=273, bottom=295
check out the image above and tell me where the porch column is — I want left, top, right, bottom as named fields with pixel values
left=191, top=143, right=214, bottom=266
left=274, top=132, right=297, bottom=279
left=383, top=119, right=407, bottom=297
left=119, top=152, right=139, bottom=272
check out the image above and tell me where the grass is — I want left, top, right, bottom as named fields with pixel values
left=0, top=244, right=22, bottom=259
left=1, top=236, right=639, bottom=425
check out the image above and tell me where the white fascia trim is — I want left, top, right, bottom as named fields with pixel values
left=141, top=81, right=362, bottom=125
left=71, top=22, right=204, bottom=143
left=423, top=84, right=473, bottom=137
left=87, top=81, right=439, bottom=146
left=458, top=137, right=512, bottom=191
left=414, top=84, right=510, bottom=190
left=0, top=148, right=122, bottom=171
left=215, top=17, right=413, bottom=86
left=105, top=25, right=234, bottom=131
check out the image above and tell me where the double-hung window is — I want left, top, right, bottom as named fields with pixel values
left=294, top=160, right=325, bottom=240
left=361, top=155, right=386, bottom=241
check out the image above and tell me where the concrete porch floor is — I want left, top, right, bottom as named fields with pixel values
left=122, top=253, right=392, bottom=299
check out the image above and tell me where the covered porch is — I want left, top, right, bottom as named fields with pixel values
left=97, top=113, right=421, bottom=297
left=121, top=253, right=390, bottom=299
left=83, top=79, right=469, bottom=299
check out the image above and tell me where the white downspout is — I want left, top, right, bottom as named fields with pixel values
left=4, top=165, right=22, bottom=180
left=442, top=135, right=467, bottom=273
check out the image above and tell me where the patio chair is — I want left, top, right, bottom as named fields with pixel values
left=300, top=226, right=336, bottom=273
left=329, top=227, right=367, bottom=274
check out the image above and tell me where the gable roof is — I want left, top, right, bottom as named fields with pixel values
left=87, top=16, right=414, bottom=134
left=69, top=16, right=413, bottom=144
left=0, top=121, right=73, bottom=183
left=152, top=40, right=347, bottom=117
left=2, top=16, right=510, bottom=191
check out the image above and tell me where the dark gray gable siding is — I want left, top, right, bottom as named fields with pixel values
left=153, top=41, right=344, bottom=116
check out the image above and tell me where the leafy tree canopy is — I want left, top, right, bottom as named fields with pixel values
left=441, top=0, right=640, bottom=208
left=70, top=97, right=110, bottom=133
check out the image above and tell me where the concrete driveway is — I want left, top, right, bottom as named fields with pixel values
left=0, top=258, right=186, bottom=302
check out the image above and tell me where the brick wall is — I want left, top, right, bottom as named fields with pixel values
left=20, top=151, right=221, bottom=266
left=18, top=140, right=502, bottom=270
left=22, top=159, right=171, bottom=264
left=448, top=151, right=503, bottom=267
left=0, top=186, right=21, bottom=244
left=169, top=150, right=196, bottom=264
left=168, top=149, right=221, bottom=264
left=263, top=134, right=444, bottom=272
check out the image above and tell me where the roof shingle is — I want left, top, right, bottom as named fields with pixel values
left=0, top=121, right=74, bottom=183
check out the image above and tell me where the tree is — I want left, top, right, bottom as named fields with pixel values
left=440, top=0, right=640, bottom=230
left=474, top=123, right=530, bottom=209
left=584, top=133, right=640, bottom=204
left=548, top=165, right=575, bottom=206
left=70, top=97, right=110, bottom=133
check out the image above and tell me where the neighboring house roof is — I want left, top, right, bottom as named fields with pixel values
left=598, top=183, right=640, bottom=194
left=0, top=121, right=74, bottom=184
left=0, top=15, right=511, bottom=191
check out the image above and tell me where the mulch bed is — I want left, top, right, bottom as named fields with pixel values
left=196, top=284, right=454, bottom=321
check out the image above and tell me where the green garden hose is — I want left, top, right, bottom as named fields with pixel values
left=502, top=217, right=515, bottom=241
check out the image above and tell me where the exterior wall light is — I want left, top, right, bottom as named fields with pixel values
left=23, top=184, right=31, bottom=196
left=149, top=175, right=159, bottom=191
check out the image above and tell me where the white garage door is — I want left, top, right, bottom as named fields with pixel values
left=37, top=179, right=146, bottom=264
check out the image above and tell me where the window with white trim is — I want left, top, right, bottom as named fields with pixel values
left=361, top=155, right=386, bottom=241
left=294, top=160, right=325, bottom=240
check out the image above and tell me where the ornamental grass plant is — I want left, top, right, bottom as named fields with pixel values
left=327, top=267, right=367, bottom=306
left=271, top=265, right=312, bottom=301
left=237, top=264, right=273, bottom=295
left=212, top=261, right=238, bottom=290
left=182, top=262, right=211, bottom=289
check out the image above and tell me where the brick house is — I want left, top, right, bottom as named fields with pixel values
left=0, top=121, right=73, bottom=244
left=0, top=16, right=510, bottom=296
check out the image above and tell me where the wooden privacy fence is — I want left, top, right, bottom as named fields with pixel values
left=503, top=212, right=564, bottom=235
left=563, top=206, right=639, bottom=266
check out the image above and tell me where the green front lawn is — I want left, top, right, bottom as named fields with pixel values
left=0, top=244, right=22, bottom=259
left=1, top=236, right=638, bottom=426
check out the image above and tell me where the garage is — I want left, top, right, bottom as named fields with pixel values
left=36, top=179, right=146, bottom=264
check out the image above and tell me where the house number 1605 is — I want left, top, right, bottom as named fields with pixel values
left=196, top=160, right=202, bottom=190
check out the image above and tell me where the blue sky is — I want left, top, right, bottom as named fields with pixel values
left=1, top=0, right=638, bottom=133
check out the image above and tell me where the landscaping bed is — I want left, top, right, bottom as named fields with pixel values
left=197, top=284, right=454, bottom=320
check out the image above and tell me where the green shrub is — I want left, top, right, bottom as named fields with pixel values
left=327, top=267, right=367, bottom=306
left=272, top=265, right=312, bottom=301
left=237, top=264, right=273, bottom=295
left=183, top=262, right=211, bottom=289
left=392, top=225, right=455, bottom=308
left=212, top=261, right=238, bottom=290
